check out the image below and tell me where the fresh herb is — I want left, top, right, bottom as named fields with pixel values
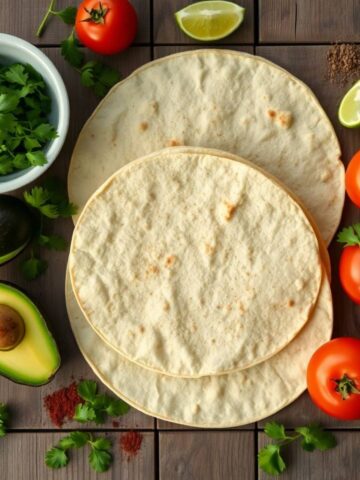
left=258, top=422, right=337, bottom=476
left=0, top=63, right=57, bottom=175
left=45, top=431, right=112, bottom=472
left=19, top=178, right=77, bottom=280
left=0, top=403, right=10, bottom=438
left=73, top=380, right=130, bottom=424
left=37, top=1, right=120, bottom=97
left=337, top=223, right=360, bottom=246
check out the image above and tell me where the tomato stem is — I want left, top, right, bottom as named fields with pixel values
left=36, top=0, right=57, bottom=37
left=334, top=374, right=360, bottom=400
left=81, top=2, right=108, bottom=24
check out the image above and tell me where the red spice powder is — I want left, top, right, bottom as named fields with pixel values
left=44, top=382, right=83, bottom=427
left=120, top=431, right=143, bottom=458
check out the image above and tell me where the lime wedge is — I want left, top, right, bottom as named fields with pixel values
left=338, top=80, right=360, bottom=128
left=175, top=1, right=245, bottom=41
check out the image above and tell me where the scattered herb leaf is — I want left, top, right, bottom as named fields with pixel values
left=0, top=403, right=10, bottom=438
left=20, top=254, right=48, bottom=281
left=45, top=447, right=69, bottom=469
left=38, top=234, right=67, bottom=251
left=89, top=447, right=112, bottom=473
left=337, top=223, right=360, bottom=247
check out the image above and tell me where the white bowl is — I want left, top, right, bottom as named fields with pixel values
left=0, top=33, right=69, bottom=193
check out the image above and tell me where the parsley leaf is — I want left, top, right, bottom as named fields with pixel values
left=73, top=403, right=96, bottom=423
left=4, top=64, right=28, bottom=86
left=61, top=31, right=84, bottom=68
left=45, top=447, right=69, bottom=469
left=77, top=380, right=98, bottom=402
left=20, top=255, right=48, bottom=280
left=264, top=422, right=290, bottom=441
left=295, top=425, right=337, bottom=452
left=38, top=234, right=67, bottom=251
left=258, top=444, right=286, bottom=476
left=0, top=92, right=19, bottom=113
left=26, top=150, right=47, bottom=166
left=59, top=431, right=91, bottom=450
left=337, top=224, right=360, bottom=247
left=90, top=437, right=112, bottom=451
left=89, top=448, right=112, bottom=473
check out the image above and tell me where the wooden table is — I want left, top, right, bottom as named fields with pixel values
left=0, top=1, right=360, bottom=478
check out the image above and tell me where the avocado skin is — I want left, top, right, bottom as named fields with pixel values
left=0, top=195, right=37, bottom=265
left=0, top=282, right=61, bottom=386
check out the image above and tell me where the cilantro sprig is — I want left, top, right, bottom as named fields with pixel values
left=258, top=422, right=337, bottom=476
left=0, top=403, right=10, bottom=438
left=0, top=63, right=57, bottom=175
left=37, top=1, right=120, bottom=97
left=20, top=178, right=77, bottom=280
left=337, top=223, right=360, bottom=247
left=45, top=431, right=112, bottom=472
left=74, top=380, right=130, bottom=424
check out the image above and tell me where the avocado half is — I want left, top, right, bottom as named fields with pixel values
left=0, top=283, right=60, bottom=386
left=0, top=195, right=37, bottom=265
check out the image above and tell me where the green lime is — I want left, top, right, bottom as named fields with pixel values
left=338, top=80, right=360, bottom=128
left=175, top=1, right=245, bottom=42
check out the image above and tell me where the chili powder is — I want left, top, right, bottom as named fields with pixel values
left=120, top=431, right=143, bottom=458
left=44, top=382, right=83, bottom=427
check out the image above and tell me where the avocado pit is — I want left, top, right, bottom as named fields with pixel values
left=0, top=304, right=25, bottom=351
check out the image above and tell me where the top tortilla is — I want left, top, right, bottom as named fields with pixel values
left=68, top=49, right=344, bottom=244
left=69, top=148, right=322, bottom=378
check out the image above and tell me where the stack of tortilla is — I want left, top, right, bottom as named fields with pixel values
left=66, top=50, right=344, bottom=427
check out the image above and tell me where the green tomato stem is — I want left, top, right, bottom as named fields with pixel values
left=36, top=0, right=57, bottom=37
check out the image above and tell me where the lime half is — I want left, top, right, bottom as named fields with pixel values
left=175, top=1, right=245, bottom=42
left=338, top=80, right=360, bottom=128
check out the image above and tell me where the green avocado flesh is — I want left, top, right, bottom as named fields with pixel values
left=0, top=195, right=36, bottom=265
left=0, top=283, right=60, bottom=386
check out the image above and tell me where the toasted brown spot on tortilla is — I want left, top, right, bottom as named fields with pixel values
left=204, top=243, right=215, bottom=256
left=139, top=121, right=148, bottom=131
left=147, top=265, right=159, bottom=275
left=288, top=299, right=295, bottom=307
left=139, top=325, right=145, bottom=333
left=321, top=169, right=332, bottom=182
left=163, top=301, right=170, bottom=312
left=267, top=109, right=276, bottom=118
left=168, top=139, right=182, bottom=147
left=224, top=201, right=237, bottom=221
left=277, top=111, right=293, bottom=128
left=165, top=255, right=176, bottom=268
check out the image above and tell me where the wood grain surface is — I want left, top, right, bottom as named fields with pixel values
left=0, top=1, right=360, bottom=479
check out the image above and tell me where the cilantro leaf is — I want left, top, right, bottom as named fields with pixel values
left=38, top=234, right=67, bottom=251
left=90, top=437, right=112, bottom=451
left=24, top=136, right=41, bottom=151
left=59, top=431, right=91, bottom=450
left=105, top=398, right=130, bottom=416
left=77, top=380, right=98, bottom=402
left=33, top=123, right=58, bottom=141
left=89, top=447, right=112, bottom=473
left=295, top=425, right=337, bottom=452
left=0, top=403, right=9, bottom=438
left=73, top=403, right=96, bottom=423
left=26, top=150, right=47, bottom=166
left=337, top=224, right=360, bottom=247
left=4, top=64, right=28, bottom=86
left=258, top=444, right=286, bottom=476
left=56, top=6, right=78, bottom=25
left=24, top=186, right=50, bottom=208
left=0, top=92, right=19, bottom=113
left=61, top=31, right=84, bottom=68
left=45, top=447, right=69, bottom=469
left=264, top=422, right=290, bottom=441
left=20, top=256, right=48, bottom=280
left=56, top=201, right=78, bottom=217
left=80, top=61, right=120, bottom=97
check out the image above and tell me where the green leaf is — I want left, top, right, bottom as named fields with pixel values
left=0, top=92, right=19, bottom=113
left=24, top=136, right=41, bottom=151
left=25, top=150, right=47, bottom=166
left=0, top=403, right=9, bottom=423
left=301, top=440, right=316, bottom=452
left=13, top=154, right=30, bottom=170
left=0, top=157, right=14, bottom=175
left=91, top=437, right=112, bottom=451
left=45, top=447, right=69, bottom=469
left=0, top=424, right=6, bottom=438
left=56, top=201, right=78, bottom=217
left=73, top=403, right=96, bottom=423
left=105, top=398, right=130, bottom=417
left=77, top=380, right=98, bottom=402
left=33, top=123, right=58, bottom=141
left=98, top=66, right=120, bottom=88
left=24, top=186, right=50, bottom=208
left=59, top=431, right=91, bottom=450
left=258, top=444, right=286, bottom=476
left=92, top=394, right=110, bottom=410
left=20, top=256, right=48, bottom=280
left=61, top=32, right=84, bottom=68
left=39, top=204, right=59, bottom=218
left=89, top=447, right=112, bottom=473
left=93, top=409, right=107, bottom=425
left=264, top=422, right=290, bottom=441
left=295, top=425, right=337, bottom=452
left=56, top=6, right=78, bottom=25
left=0, top=113, right=16, bottom=131
left=337, top=224, right=360, bottom=247
left=81, top=67, right=95, bottom=88
left=38, top=234, right=68, bottom=251
left=4, top=64, right=29, bottom=86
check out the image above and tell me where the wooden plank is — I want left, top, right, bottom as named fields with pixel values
left=256, top=45, right=360, bottom=428
left=0, top=432, right=154, bottom=480
left=153, top=0, right=254, bottom=44
left=160, top=431, right=254, bottom=480
left=258, top=431, right=360, bottom=479
left=259, top=0, right=360, bottom=43
left=0, top=0, right=150, bottom=45
left=0, top=46, right=154, bottom=429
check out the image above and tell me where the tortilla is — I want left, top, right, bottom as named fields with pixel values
left=65, top=270, right=332, bottom=427
left=68, top=49, right=344, bottom=244
left=69, top=148, right=322, bottom=377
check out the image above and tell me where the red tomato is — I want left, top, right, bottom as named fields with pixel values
left=346, top=150, right=360, bottom=207
left=339, top=246, right=360, bottom=304
left=75, top=0, right=137, bottom=55
left=307, top=338, right=360, bottom=420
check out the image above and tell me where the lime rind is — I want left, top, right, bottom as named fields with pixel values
left=175, top=1, right=246, bottom=42
left=338, top=80, right=360, bottom=128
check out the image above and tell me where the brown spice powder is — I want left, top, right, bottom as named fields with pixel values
left=327, top=44, right=360, bottom=85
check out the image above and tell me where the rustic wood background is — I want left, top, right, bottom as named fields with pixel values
left=0, top=1, right=360, bottom=478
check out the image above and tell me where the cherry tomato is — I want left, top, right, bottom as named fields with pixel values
left=307, top=338, right=360, bottom=420
left=346, top=150, right=360, bottom=207
left=339, top=246, right=360, bottom=304
left=75, top=0, right=137, bottom=55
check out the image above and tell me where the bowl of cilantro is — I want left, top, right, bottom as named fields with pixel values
left=0, top=33, right=69, bottom=193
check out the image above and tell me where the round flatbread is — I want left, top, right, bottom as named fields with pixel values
left=69, top=148, right=322, bottom=377
left=68, top=49, right=344, bottom=244
left=65, top=271, right=332, bottom=427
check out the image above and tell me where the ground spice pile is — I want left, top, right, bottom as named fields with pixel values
left=120, top=431, right=143, bottom=459
left=327, top=44, right=360, bottom=84
left=44, top=382, right=83, bottom=427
